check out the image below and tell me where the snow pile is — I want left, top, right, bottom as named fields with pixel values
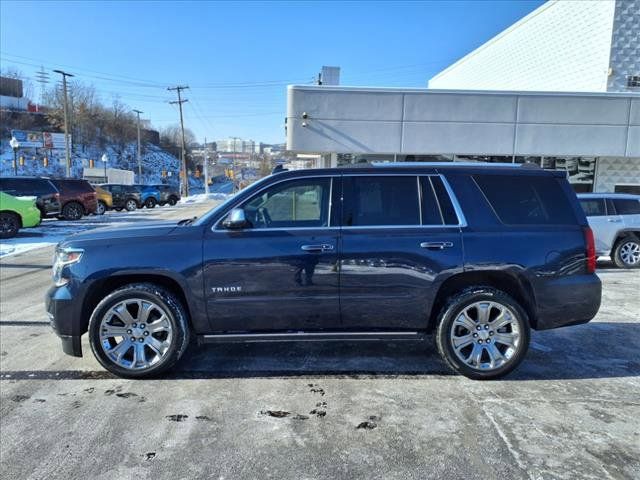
left=180, top=192, right=231, bottom=204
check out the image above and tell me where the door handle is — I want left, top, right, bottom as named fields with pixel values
left=301, top=244, right=334, bottom=253
left=420, top=241, right=454, bottom=250
left=607, top=218, right=622, bottom=223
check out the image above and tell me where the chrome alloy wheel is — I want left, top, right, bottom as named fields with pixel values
left=449, top=301, right=521, bottom=371
left=620, top=240, right=640, bottom=266
left=99, top=299, right=173, bottom=370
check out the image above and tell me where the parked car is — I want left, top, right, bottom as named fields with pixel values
left=47, top=163, right=601, bottom=380
left=0, top=191, right=41, bottom=239
left=99, top=184, right=141, bottom=211
left=133, top=184, right=161, bottom=209
left=94, top=186, right=113, bottom=215
left=49, top=178, right=98, bottom=221
left=152, top=184, right=181, bottom=206
left=578, top=193, right=640, bottom=268
left=0, top=176, right=61, bottom=218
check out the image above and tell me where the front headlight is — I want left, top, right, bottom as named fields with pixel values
left=52, top=247, right=84, bottom=287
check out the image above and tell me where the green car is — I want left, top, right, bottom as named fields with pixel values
left=0, top=191, right=41, bottom=239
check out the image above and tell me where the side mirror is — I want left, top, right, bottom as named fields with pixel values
left=223, top=208, right=251, bottom=229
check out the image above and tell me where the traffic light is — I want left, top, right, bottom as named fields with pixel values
left=161, top=169, right=167, bottom=178
left=19, top=156, right=24, bottom=166
left=43, top=157, right=48, bottom=167
left=89, top=159, right=95, bottom=168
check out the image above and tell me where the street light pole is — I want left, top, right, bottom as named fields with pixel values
left=133, top=109, right=143, bottom=182
left=53, top=70, right=74, bottom=177
left=101, top=153, right=108, bottom=183
left=9, top=136, right=20, bottom=176
left=203, top=137, right=209, bottom=195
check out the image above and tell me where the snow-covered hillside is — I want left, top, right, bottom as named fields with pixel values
left=0, top=140, right=204, bottom=188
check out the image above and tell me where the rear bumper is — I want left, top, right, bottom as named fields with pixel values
left=534, top=274, right=602, bottom=330
left=45, top=284, right=83, bottom=357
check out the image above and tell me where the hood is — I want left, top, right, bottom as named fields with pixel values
left=62, top=220, right=181, bottom=245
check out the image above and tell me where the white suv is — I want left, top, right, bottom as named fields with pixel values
left=578, top=193, right=640, bottom=268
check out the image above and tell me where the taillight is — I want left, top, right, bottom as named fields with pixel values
left=584, top=226, right=596, bottom=273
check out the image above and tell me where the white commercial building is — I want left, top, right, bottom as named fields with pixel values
left=286, top=0, right=640, bottom=193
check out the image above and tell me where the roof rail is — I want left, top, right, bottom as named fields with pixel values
left=371, top=161, right=539, bottom=168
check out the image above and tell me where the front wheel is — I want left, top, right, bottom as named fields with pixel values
left=0, top=212, right=20, bottom=239
left=167, top=197, right=178, bottom=206
left=613, top=236, right=640, bottom=269
left=88, top=283, right=191, bottom=378
left=125, top=199, right=138, bottom=211
left=145, top=197, right=157, bottom=209
left=436, top=287, right=530, bottom=380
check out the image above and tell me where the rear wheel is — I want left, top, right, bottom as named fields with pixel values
left=96, top=201, right=107, bottom=215
left=0, top=212, right=20, bottom=239
left=436, top=287, right=530, bottom=380
left=125, top=199, right=138, bottom=211
left=88, top=283, right=190, bottom=379
left=145, top=197, right=157, bottom=209
left=62, top=202, right=84, bottom=221
left=613, top=236, right=640, bottom=269
left=168, top=196, right=178, bottom=206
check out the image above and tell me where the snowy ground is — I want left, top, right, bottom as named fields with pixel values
left=0, top=200, right=220, bottom=259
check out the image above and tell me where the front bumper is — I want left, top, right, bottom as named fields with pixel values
left=46, top=285, right=83, bottom=357
left=534, top=274, right=602, bottom=330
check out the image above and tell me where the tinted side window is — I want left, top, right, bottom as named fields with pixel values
left=33, top=180, right=57, bottom=195
left=612, top=199, right=640, bottom=215
left=343, top=176, right=419, bottom=226
left=579, top=199, right=606, bottom=216
left=474, top=174, right=576, bottom=225
left=242, top=178, right=331, bottom=229
left=420, top=177, right=443, bottom=225
left=431, top=176, right=459, bottom=225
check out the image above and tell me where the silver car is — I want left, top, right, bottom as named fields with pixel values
left=578, top=193, right=640, bottom=268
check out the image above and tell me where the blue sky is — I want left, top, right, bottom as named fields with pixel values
left=1, top=0, right=543, bottom=144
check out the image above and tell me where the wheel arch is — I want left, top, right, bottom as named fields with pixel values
left=427, top=270, right=537, bottom=331
left=81, top=273, right=194, bottom=335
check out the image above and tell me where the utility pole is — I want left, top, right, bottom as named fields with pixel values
left=203, top=137, right=209, bottom=195
left=168, top=85, right=190, bottom=197
left=231, top=137, right=239, bottom=193
left=133, top=109, right=143, bottom=182
left=53, top=69, right=74, bottom=177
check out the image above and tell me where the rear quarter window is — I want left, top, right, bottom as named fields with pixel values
left=579, top=198, right=606, bottom=217
left=474, top=174, right=576, bottom=225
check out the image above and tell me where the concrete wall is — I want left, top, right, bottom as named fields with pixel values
left=287, top=86, right=640, bottom=157
left=428, top=0, right=615, bottom=92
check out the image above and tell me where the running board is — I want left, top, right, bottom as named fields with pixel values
left=199, top=331, right=426, bottom=344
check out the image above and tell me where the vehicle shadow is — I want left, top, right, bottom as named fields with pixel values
left=1, top=322, right=637, bottom=382
left=172, top=320, right=639, bottom=381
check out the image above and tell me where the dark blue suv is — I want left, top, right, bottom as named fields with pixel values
left=46, top=163, right=601, bottom=379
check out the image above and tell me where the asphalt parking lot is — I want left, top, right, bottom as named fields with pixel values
left=1, top=203, right=639, bottom=480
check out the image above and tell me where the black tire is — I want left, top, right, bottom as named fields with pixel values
left=145, top=197, right=157, bottom=209
left=435, top=287, right=530, bottom=380
left=88, top=283, right=191, bottom=379
left=612, top=235, right=640, bottom=269
left=0, top=212, right=20, bottom=239
left=62, top=202, right=84, bottom=221
left=125, top=198, right=138, bottom=211
left=168, top=196, right=178, bottom=206
left=96, top=201, right=107, bottom=215
left=114, top=207, right=123, bottom=212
